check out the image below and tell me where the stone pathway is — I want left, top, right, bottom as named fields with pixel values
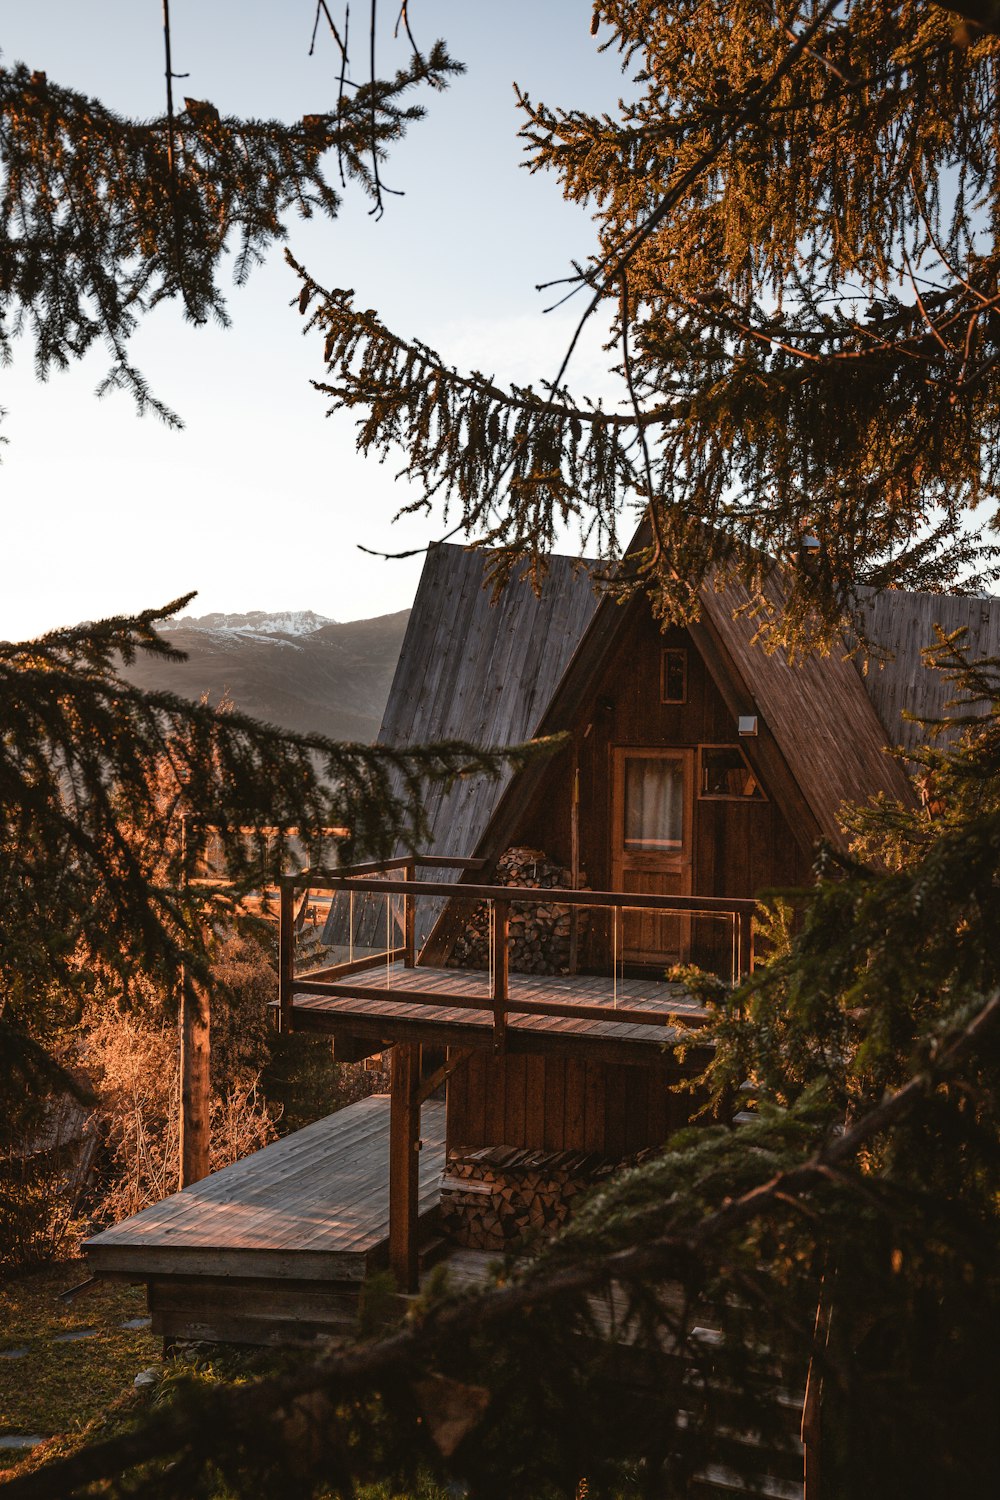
left=52, top=1326, right=98, bottom=1344
left=1, top=1293, right=154, bottom=1459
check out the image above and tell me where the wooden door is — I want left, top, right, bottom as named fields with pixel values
left=610, top=747, right=694, bottom=966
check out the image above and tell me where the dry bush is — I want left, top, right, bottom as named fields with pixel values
left=84, top=1011, right=278, bottom=1226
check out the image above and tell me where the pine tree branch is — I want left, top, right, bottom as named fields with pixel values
left=8, top=988, right=996, bottom=1500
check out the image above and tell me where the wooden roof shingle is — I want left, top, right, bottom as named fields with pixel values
left=857, top=590, right=1000, bottom=754
left=375, top=543, right=600, bottom=866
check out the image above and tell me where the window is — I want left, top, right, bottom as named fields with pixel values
left=660, top=649, right=687, bottom=704
left=624, top=755, right=686, bottom=849
left=700, top=746, right=765, bottom=800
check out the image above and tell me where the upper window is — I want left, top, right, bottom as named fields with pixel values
left=660, top=648, right=687, bottom=704
left=700, top=746, right=765, bottom=800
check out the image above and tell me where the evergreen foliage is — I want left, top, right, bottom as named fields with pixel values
left=4, top=7, right=1000, bottom=1496
left=299, top=3, right=1000, bottom=645
left=0, top=597, right=537, bottom=1132
left=0, top=43, right=459, bottom=421
left=6, top=640, right=998, bottom=1498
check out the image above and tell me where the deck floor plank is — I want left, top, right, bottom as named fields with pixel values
left=84, top=1096, right=446, bottom=1279
left=289, top=963, right=705, bottom=1053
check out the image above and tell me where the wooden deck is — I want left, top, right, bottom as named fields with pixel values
left=288, top=963, right=708, bottom=1065
left=85, top=1095, right=445, bottom=1285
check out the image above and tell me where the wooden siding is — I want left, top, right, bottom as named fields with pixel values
left=858, top=589, right=1000, bottom=754
left=447, top=1051, right=697, bottom=1158
left=517, top=606, right=808, bottom=904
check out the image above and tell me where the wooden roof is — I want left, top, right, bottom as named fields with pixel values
left=378, top=542, right=598, bottom=869
left=322, top=545, right=598, bottom=950
left=367, top=539, right=1000, bottom=892
left=857, top=590, right=1000, bottom=754
left=696, top=570, right=916, bottom=846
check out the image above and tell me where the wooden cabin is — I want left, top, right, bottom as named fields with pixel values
left=85, top=539, right=998, bottom=1342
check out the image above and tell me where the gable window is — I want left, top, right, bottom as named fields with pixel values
left=660, top=649, right=687, bottom=704
left=700, top=745, right=765, bottom=800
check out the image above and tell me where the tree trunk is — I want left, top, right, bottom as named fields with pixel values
left=179, top=973, right=211, bottom=1188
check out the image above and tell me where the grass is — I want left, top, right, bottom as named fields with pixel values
left=0, top=1260, right=160, bottom=1474
left=0, top=1279, right=452, bottom=1497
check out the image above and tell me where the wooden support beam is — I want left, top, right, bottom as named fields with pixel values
left=416, top=1047, right=473, bottom=1108
left=388, top=1042, right=421, bottom=1294
left=179, top=973, right=211, bottom=1188
left=404, top=858, right=416, bottom=967
left=492, top=901, right=509, bottom=1054
left=737, top=910, right=754, bottom=978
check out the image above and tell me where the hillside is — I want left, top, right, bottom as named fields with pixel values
left=119, top=609, right=411, bottom=743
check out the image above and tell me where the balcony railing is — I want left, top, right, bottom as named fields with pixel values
left=277, top=856, right=756, bottom=1045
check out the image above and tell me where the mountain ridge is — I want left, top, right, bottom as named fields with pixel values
left=119, top=608, right=411, bottom=743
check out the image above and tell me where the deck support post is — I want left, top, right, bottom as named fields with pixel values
left=492, top=900, right=509, bottom=1053
left=179, top=972, right=211, bottom=1188
left=388, top=1041, right=421, bottom=1293
left=278, top=878, right=295, bottom=1033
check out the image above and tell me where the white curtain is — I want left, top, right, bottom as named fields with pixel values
left=624, top=757, right=684, bottom=850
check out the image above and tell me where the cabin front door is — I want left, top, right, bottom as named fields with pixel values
left=610, top=747, right=694, bottom=967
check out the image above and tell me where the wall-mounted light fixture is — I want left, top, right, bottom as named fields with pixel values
left=738, top=715, right=759, bottom=737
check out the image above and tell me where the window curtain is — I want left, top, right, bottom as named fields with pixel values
left=624, top=757, right=684, bottom=849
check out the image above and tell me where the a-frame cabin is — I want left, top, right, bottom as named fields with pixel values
left=86, top=537, right=995, bottom=1344
left=275, top=540, right=919, bottom=1289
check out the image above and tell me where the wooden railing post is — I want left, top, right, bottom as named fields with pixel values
left=492, top=900, right=509, bottom=1053
left=278, top=877, right=295, bottom=1033
left=404, top=858, right=415, bottom=968
left=736, top=910, right=754, bottom=979
left=389, top=1041, right=421, bottom=1293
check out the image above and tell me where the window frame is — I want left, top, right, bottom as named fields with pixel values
left=697, top=743, right=767, bottom=802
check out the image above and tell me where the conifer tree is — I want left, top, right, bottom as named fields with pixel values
left=298, top=2, right=1000, bottom=646
left=6, top=640, right=998, bottom=1496
left=0, top=598, right=532, bottom=1158
left=4, top=8, right=1000, bottom=1498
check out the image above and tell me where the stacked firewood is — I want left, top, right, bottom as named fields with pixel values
left=447, top=846, right=589, bottom=975
left=439, top=1145, right=616, bottom=1252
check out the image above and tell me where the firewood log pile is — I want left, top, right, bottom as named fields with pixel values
left=439, top=1144, right=618, bottom=1252
left=447, top=847, right=589, bottom=976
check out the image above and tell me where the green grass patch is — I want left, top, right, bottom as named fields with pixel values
left=0, top=1260, right=159, bottom=1472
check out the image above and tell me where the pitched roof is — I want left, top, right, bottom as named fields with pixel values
left=371, top=542, right=1000, bottom=884
left=376, top=540, right=599, bottom=863
left=696, top=571, right=916, bottom=844
left=857, top=590, right=1000, bottom=754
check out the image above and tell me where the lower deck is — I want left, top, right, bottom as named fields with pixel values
left=84, top=1095, right=446, bottom=1344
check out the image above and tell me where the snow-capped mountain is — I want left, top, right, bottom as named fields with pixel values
left=171, top=609, right=336, bottom=639
left=117, top=609, right=410, bottom=743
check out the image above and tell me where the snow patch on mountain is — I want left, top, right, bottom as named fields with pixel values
left=171, top=609, right=336, bottom=638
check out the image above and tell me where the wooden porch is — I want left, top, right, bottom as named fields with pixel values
left=268, top=859, right=754, bottom=1294
left=84, top=1095, right=445, bottom=1345
left=276, top=858, right=755, bottom=1061
left=288, top=961, right=709, bottom=1064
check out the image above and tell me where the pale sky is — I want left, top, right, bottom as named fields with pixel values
left=0, top=2, right=632, bottom=640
